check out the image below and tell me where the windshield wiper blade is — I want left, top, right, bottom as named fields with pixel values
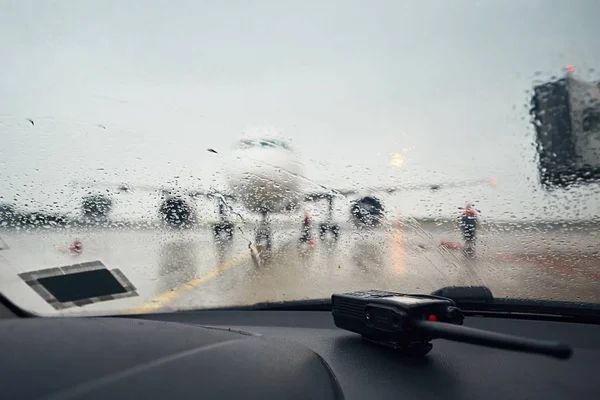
left=431, top=286, right=494, bottom=304
left=130, top=285, right=600, bottom=325
left=201, top=298, right=332, bottom=312
left=209, top=287, right=495, bottom=312
left=432, top=285, right=600, bottom=324
left=461, top=298, right=600, bottom=324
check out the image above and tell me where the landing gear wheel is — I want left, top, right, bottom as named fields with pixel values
left=299, top=231, right=311, bottom=244
left=255, top=225, right=272, bottom=252
left=213, top=222, right=234, bottom=241
left=319, top=223, right=340, bottom=241
left=331, top=224, right=340, bottom=240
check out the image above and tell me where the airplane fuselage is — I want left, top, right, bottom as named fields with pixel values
left=225, top=138, right=303, bottom=214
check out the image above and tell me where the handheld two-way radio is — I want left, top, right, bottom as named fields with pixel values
left=332, top=290, right=572, bottom=359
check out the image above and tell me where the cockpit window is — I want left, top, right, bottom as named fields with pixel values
left=259, top=140, right=276, bottom=148
left=235, top=139, right=292, bottom=151
left=236, top=139, right=255, bottom=149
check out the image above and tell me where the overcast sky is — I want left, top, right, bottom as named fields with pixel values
left=1, top=0, right=599, bottom=221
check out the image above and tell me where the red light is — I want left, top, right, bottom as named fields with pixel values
left=428, top=314, right=437, bottom=321
left=567, top=64, right=574, bottom=73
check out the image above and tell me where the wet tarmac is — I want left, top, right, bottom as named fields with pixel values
left=0, top=223, right=598, bottom=317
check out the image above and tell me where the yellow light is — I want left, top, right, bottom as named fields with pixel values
left=390, top=153, right=405, bottom=168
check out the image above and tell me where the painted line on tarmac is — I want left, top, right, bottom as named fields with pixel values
left=127, top=251, right=252, bottom=315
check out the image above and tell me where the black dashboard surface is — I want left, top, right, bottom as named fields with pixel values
left=1, top=309, right=599, bottom=399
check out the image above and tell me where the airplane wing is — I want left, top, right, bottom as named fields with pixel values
left=303, top=186, right=353, bottom=202
left=304, top=178, right=496, bottom=201
left=70, top=180, right=237, bottom=201
left=368, top=178, right=496, bottom=194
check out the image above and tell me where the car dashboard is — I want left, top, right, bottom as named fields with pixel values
left=0, top=297, right=598, bottom=400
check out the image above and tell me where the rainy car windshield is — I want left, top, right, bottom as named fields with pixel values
left=0, top=1, right=599, bottom=317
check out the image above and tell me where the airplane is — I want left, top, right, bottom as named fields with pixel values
left=71, top=129, right=495, bottom=251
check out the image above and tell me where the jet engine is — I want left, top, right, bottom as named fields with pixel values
left=81, top=194, right=113, bottom=223
left=350, top=196, right=385, bottom=228
left=159, top=197, right=195, bottom=228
